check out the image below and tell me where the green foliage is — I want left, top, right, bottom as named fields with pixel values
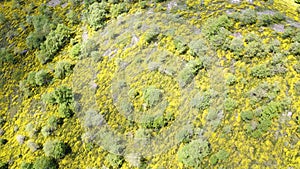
left=294, top=81, right=300, bottom=96
left=257, top=14, right=273, bottom=26
left=41, top=125, right=55, bottom=137
left=239, top=9, right=257, bottom=25
left=250, top=64, right=272, bottom=78
left=173, top=36, right=188, bottom=54
left=188, top=39, right=208, bottom=57
left=0, top=115, right=5, bottom=127
left=20, top=162, right=33, bottom=169
left=37, top=24, right=71, bottom=64
left=140, top=114, right=166, bottom=129
left=26, top=15, right=54, bottom=49
left=248, top=82, right=280, bottom=104
left=143, top=27, right=160, bottom=44
left=33, top=156, right=57, bottom=169
left=35, top=70, right=51, bottom=86
left=293, top=62, right=300, bottom=73
left=70, top=43, right=81, bottom=59
left=83, top=109, right=105, bottom=128
left=86, top=2, right=108, bottom=30
left=0, top=48, right=15, bottom=64
left=0, top=162, right=8, bottom=169
left=241, top=111, right=254, bottom=121
left=224, top=98, right=237, bottom=112
left=175, top=125, right=193, bottom=143
left=177, top=139, right=211, bottom=167
left=105, top=154, right=124, bottom=168
left=143, top=86, right=162, bottom=108
left=178, top=59, right=203, bottom=88
left=58, top=103, right=73, bottom=118
left=54, top=61, right=73, bottom=79
left=43, top=140, right=68, bottom=159
left=290, top=42, right=300, bottom=57
left=110, top=3, right=128, bottom=18
left=209, top=149, right=229, bottom=165
left=229, top=37, right=244, bottom=56
left=45, top=86, right=74, bottom=105
left=226, top=74, right=237, bottom=86
left=295, top=0, right=300, bottom=4
left=190, top=91, right=212, bottom=111
left=245, top=40, right=267, bottom=58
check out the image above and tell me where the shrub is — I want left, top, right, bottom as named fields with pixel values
left=58, top=103, right=73, bottom=118
left=54, top=61, right=73, bottom=79
left=177, top=139, right=211, bottom=167
left=33, top=156, right=57, bottom=169
left=210, top=150, right=229, bottom=165
left=229, top=37, right=244, bottom=56
left=50, top=86, right=74, bottom=105
left=43, top=140, right=68, bottom=159
left=245, top=41, right=266, bottom=58
left=37, top=24, right=71, bottom=64
left=110, top=3, right=128, bottom=18
left=70, top=43, right=81, bottom=59
left=25, top=123, right=38, bottom=138
left=27, top=140, right=40, bottom=152
left=105, top=154, right=124, bottom=168
left=0, top=115, right=5, bottom=127
left=20, top=162, right=33, bottom=169
left=226, top=74, right=237, bottom=86
left=250, top=64, right=272, bottom=78
left=248, top=82, right=280, bottom=104
left=241, top=111, right=254, bottom=121
left=83, top=109, right=105, bottom=129
left=0, top=162, right=8, bottom=169
left=239, top=9, right=257, bottom=25
left=178, top=59, right=203, bottom=88
left=294, top=81, right=300, bottom=96
left=290, top=42, right=300, bottom=57
left=188, top=39, right=208, bottom=57
left=140, top=114, right=165, bottom=129
left=143, top=86, right=163, bottom=108
left=281, top=27, right=295, bottom=39
left=293, top=63, right=300, bottom=73
left=0, top=48, right=15, bottom=64
left=295, top=0, right=300, bottom=4
left=35, top=70, right=51, bottom=86
left=86, top=2, right=108, bottom=30
left=224, top=98, right=237, bottom=112
left=175, top=125, right=193, bottom=143
left=202, top=15, right=233, bottom=38
left=257, top=14, right=273, bottom=26
left=26, top=15, right=53, bottom=49
left=173, top=36, right=188, bottom=54
left=143, top=27, right=160, bottom=44
left=190, top=91, right=212, bottom=111
left=41, top=125, right=55, bottom=137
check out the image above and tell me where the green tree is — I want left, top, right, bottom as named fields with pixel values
left=43, top=140, right=68, bottom=159
left=33, top=156, right=57, bottom=169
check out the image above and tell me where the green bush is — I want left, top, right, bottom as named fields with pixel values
left=209, top=149, right=229, bottom=165
left=257, top=14, right=273, bottom=26
left=70, top=43, right=81, bottom=59
left=43, top=140, right=68, bottom=159
left=178, top=59, right=203, bottom=88
left=35, top=70, right=51, bottom=86
left=293, top=63, right=300, bottom=73
left=54, top=61, right=73, bottom=79
left=294, top=81, right=300, bottom=96
left=177, top=139, right=211, bottom=167
left=226, top=74, right=237, bottom=86
left=190, top=91, right=212, bottom=111
left=224, top=98, right=237, bottom=112
left=58, top=103, right=73, bottom=118
left=143, top=27, right=160, bottom=44
left=105, top=154, right=124, bottom=168
left=295, top=0, right=300, bottom=4
left=86, top=2, right=108, bottom=30
left=0, top=162, right=8, bottom=169
left=33, top=156, right=57, bottom=169
left=239, top=9, right=257, bottom=25
left=37, top=24, right=71, bottom=64
left=51, top=86, right=74, bottom=105
left=250, top=64, right=272, bottom=78
left=229, top=37, right=244, bottom=56
left=20, top=162, right=33, bottom=169
left=26, top=15, right=53, bottom=49
left=143, top=86, right=163, bottom=108
left=248, top=82, right=280, bottom=104
left=245, top=41, right=267, bottom=58
left=0, top=115, right=5, bottom=127
left=0, top=48, right=15, bottom=64
left=290, top=42, right=300, bottom=57
left=140, top=114, right=165, bottom=129
left=241, top=111, right=254, bottom=121
left=175, top=125, right=193, bottom=143
left=281, top=27, right=295, bottom=39
left=188, top=39, right=208, bottom=57
left=173, top=36, right=188, bottom=54
left=110, top=3, right=128, bottom=18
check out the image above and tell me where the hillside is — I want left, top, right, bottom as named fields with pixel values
left=0, top=0, right=300, bottom=168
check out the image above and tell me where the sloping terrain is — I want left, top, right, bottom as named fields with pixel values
left=0, top=0, right=300, bottom=168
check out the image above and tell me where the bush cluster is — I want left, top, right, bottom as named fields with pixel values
left=43, top=86, right=74, bottom=118
left=209, top=149, right=229, bottom=165
left=177, top=139, right=211, bottom=167
left=37, top=24, right=71, bottom=64
left=54, top=61, right=74, bottom=79
left=33, top=156, right=57, bottom=169
left=178, top=59, right=203, bottom=88
left=43, top=140, right=68, bottom=159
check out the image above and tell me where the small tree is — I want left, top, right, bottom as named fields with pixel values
left=33, top=156, right=57, bottom=169
left=43, top=140, right=68, bottom=159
